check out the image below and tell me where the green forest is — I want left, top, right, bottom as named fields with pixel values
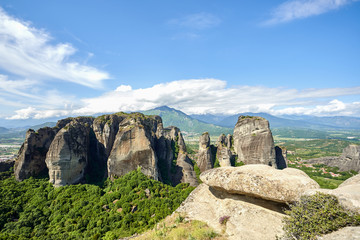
left=0, top=168, right=194, bottom=240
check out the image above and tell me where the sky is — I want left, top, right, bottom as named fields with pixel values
left=0, top=0, right=359, bottom=123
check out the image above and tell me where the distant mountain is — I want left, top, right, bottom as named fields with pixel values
left=0, top=127, right=9, bottom=134
left=0, top=117, right=60, bottom=128
left=189, top=114, right=227, bottom=125
left=281, top=115, right=360, bottom=129
left=191, top=112, right=360, bottom=130
left=190, top=112, right=330, bottom=129
left=142, top=106, right=232, bottom=137
left=0, top=122, right=57, bottom=139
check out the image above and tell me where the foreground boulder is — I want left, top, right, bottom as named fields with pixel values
left=233, top=116, right=277, bottom=167
left=200, top=165, right=320, bottom=203
left=176, top=183, right=285, bottom=240
left=318, top=226, right=360, bottom=240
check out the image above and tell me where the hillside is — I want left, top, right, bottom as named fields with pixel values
left=191, top=112, right=337, bottom=129
left=0, top=122, right=56, bottom=144
left=0, top=169, right=194, bottom=239
left=142, top=106, right=232, bottom=137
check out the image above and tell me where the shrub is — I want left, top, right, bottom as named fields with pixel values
left=282, top=192, right=360, bottom=240
left=219, top=215, right=230, bottom=225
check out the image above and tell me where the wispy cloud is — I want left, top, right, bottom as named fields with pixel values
left=264, top=0, right=359, bottom=25
left=8, top=79, right=360, bottom=119
left=0, top=7, right=109, bottom=88
left=169, top=12, right=221, bottom=30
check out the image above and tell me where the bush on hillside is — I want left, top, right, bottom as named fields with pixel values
left=282, top=192, right=360, bottom=240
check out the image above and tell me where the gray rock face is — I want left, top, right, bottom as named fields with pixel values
left=196, top=132, right=214, bottom=172
left=156, top=126, right=198, bottom=186
left=14, top=112, right=196, bottom=187
left=233, top=116, right=277, bottom=167
left=176, top=184, right=285, bottom=240
left=46, top=118, right=93, bottom=187
left=15, top=127, right=56, bottom=181
left=216, top=134, right=232, bottom=167
left=93, top=114, right=123, bottom=157
left=107, top=115, right=161, bottom=180
left=200, top=165, right=320, bottom=203
left=318, top=227, right=360, bottom=240
left=305, top=144, right=360, bottom=172
left=275, top=146, right=287, bottom=170
left=173, top=153, right=198, bottom=187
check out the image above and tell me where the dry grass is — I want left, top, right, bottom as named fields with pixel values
left=134, top=213, right=227, bottom=240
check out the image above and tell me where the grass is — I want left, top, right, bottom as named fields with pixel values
left=134, top=214, right=226, bottom=240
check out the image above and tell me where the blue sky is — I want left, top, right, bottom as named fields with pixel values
left=0, top=0, right=359, bottom=121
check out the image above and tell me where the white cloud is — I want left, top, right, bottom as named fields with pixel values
left=169, top=12, right=221, bottom=29
left=0, top=7, right=109, bottom=88
left=264, top=0, right=359, bottom=25
left=6, top=79, right=360, bottom=119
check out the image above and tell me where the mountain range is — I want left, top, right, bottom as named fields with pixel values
left=1, top=106, right=360, bottom=141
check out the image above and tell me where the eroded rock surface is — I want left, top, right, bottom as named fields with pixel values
left=46, top=117, right=93, bottom=187
left=200, top=165, right=320, bottom=203
left=318, top=227, right=360, bottom=240
left=15, top=112, right=196, bottom=187
left=196, top=132, right=213, bottom=172
left=107, top=115, right=161, bottom=180
left=216, top=134, right=232, bottom=167
left=15, top=127, right=56, bottom=181
left=233, top=116, right=277, bottom=167
left=176, top=183, right=285, bottom=240
left=306, top=145, right=360, bottom=172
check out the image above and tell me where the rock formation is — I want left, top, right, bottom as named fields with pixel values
left=154, top=126, right=197, bottom=186
left=200, top=165, right=320, bottom=203
left=15, top=127, right=56, bottom=181
left=318, top=226, right=360, bottom=240
left=275, top=146, right=287, bottom=170
left=46, top=117, right=93, bottom=187
left=233, top=116, right=277, bottom=167
left=14, top=113, right=198, bottom=187
left=305, top=144, right=360, bottom=172
left=196, top=132, right=214, bottom=172
left=107, top=115, right=161, bottom=181
left=176, top=166, right=319, bottom=240
left=215, top=134, right=233, bottom=167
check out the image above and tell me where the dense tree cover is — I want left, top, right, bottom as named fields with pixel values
left=0, top=168, right=194, bottom=239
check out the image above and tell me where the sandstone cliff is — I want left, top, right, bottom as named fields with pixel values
left=15, top=127, right=56, bottom=181
left=215, top=134, right=233, bottom=167
left=14, top=113, right=197, bottom=187
left=233, top=116, right=276, bottom=167
left=196, top=132, right=214, bottom=172
left=46, top=117, right=93, bottom=187
left=233, top=116, right=287, bottom=169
